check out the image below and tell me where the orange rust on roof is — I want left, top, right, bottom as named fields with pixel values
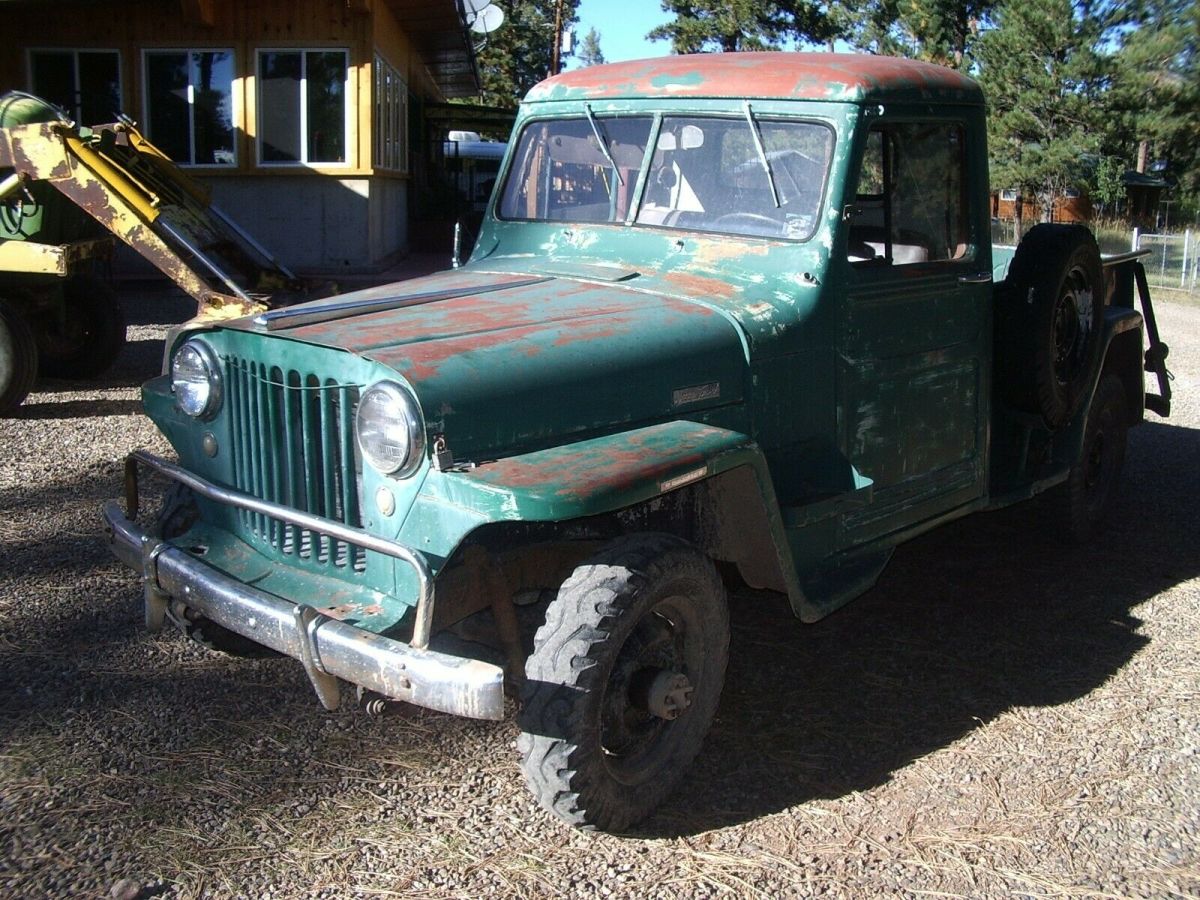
left=525, top=52, right=982, bottom=105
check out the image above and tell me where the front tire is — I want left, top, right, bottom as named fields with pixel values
left=517, top=533, right=730, bottom=832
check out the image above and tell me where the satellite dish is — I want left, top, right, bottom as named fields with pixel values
left=469, top=3, right=504, bottom=34
left=462, top=0, right=492, bottom=12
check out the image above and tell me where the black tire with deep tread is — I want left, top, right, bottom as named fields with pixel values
left=517, top=533, right=730, bottom=832
left=1052, top=373, right=1128, bottom=543
left=0, top=299, right=38, bottom=415
left=998, top=224, right=1104, bottom=429
left=32, top=274, right=126, bottom=379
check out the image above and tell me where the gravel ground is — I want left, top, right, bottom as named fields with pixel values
left=1, top=283, right=1198, bottom=899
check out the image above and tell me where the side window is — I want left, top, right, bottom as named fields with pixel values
left=144, top=50, right=236, bottom=166
left=30, top=49, right=122, bottom=124
left=848, top=123, right=969, bottom=265
left=258, top=49, right=349, bottom=165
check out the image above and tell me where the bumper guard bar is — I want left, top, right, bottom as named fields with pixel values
left=104, top=451, right=504, bottom=720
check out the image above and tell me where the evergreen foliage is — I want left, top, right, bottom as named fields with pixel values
left=974, top=0, right=1119, bottom=224
left=646, top=0, right=832, bottom=53
left=475, top=0, right=580, bottom=109
left=829, top=0, right=995, bottom=66
left=577, top=27, right=606, bottom=67
left=465, top=0, right=1197, bottom=216
left=1107, top=0, right=1200, bottom=198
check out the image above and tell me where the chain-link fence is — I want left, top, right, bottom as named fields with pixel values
left=1134, top=229, right=1199, bottom=294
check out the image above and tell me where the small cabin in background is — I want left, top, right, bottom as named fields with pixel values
left=991, top=188, right=1092, bottom=225
left=0, top=0, right=504, bottom=271
left=991, top=170, right=1175, bottom=230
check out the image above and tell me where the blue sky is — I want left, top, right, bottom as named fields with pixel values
left=570, top=0, right=673, bottom=66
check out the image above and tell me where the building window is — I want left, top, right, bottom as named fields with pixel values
left=1000, top=188, right=1018, bottom=202
left=258, top=49, right=348, bottom=165
left=373, top=53, right=408, bottom=172
left=144, top=50, right=235, bottom=166
left=29, top=49, right=121, bottom=124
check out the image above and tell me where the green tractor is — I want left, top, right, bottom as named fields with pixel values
left=0, top=92, right=124, bottom=414
left=0, top=91, right=310, bottom=415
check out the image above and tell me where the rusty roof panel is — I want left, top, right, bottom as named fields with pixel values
left=525, top=52, right=982, bottom=106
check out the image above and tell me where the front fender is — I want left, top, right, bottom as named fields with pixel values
left=434, top=420, right=757, bottom=520
left=398, top=420, right=807, bottom=615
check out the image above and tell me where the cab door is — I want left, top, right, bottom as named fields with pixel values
left=837, top=111, right=992, bottom=547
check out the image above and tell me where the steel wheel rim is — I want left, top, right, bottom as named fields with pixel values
left=1053, top=267, right=1094, bottom=386
left=598, top=594, right=706, bottom=785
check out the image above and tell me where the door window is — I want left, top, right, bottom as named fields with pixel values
left=848, top=123, right=969, bottom=265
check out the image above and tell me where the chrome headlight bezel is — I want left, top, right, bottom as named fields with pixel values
left=170, top=339, right=222, bottom=420
left=355, top=380, right=426, bottom=478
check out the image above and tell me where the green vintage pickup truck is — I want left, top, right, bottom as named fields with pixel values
left=105, top=53, right=1171, bottom=831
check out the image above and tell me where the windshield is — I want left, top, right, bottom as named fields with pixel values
left=497, top=114, right=834, bottom=241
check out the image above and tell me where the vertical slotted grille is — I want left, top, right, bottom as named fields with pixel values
left=226, top=355, right=364, bottom=572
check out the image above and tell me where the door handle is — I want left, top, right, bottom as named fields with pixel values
left=958, top=271, right=993, bottom=284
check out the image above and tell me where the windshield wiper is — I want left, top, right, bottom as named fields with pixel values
left=743, top=101, right=780, bottom=208
left=584, top=102, right=624, bottom=186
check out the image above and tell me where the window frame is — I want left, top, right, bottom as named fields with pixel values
left=495, top=111, right=837, bottom=243
left=848, top=119, right=973, bottom=268
left=373, top=52, right=408, bottom=173
left=26, top=47, right=123, bottom=123
left=255, top=47, right=351, bottom=168
left=141, top=47, right=238, bottom=169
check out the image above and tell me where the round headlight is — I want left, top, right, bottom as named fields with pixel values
left=356, top=381, right=425, bottom=477
left=171, top=340, right=221, bottom=419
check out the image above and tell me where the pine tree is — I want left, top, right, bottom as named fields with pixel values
left=830, top=0, right=996, bottom=67
left=475, top=0, right=581, bottom=109
left=1108, top=0, right=1200, bottom=199
left=647, top=0, right=832, bottom=53
left=576, top=27, right=606, bottom=67
left=976, top=0, right=1119, bottom=229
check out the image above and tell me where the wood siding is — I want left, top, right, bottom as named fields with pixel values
left=1, top=0, right=444, bottom=177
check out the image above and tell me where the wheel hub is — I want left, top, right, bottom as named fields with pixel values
left=643, top=670, right=693, bottom=720
left=1053, top=277, right=1094, bottom=385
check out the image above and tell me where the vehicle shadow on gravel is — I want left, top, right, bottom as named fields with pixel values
left=2, top=422, right=1195, bottom=852
left=642, top=419, right=1200, bottom=837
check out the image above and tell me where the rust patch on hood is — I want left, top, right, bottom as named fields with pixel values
left=661, top=271, right=742, bottom=300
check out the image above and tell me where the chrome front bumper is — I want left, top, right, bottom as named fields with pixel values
left=102, top=453, right=504, bottom=720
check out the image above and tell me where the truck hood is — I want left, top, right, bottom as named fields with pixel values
left=237, top=269, right=748, bottom=459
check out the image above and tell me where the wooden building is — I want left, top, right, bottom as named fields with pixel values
left=991, top=188, right=1093, bottom=225
left=0, top=0, right=482, bottom=270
